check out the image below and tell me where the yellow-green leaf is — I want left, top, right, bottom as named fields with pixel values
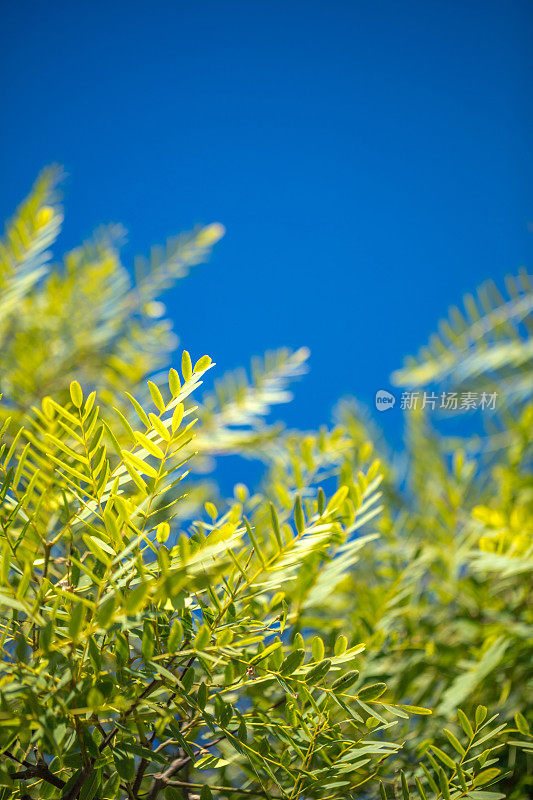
left=121, top=449, right=159, bottom=479
left=147, top=381, right=165, bottom=413
left=194, top=354, right=212, bottom=373
left=169, top=367, right=181, bottom=397
left=182, top=350, right=192, bottom=382
left=134, top=431, right=165, bottom=460
left=194, top=624, right=210, bottom=650
left=172, top=403, right=184, bottom=434
left=156, top=522, right=170, bottom=543
left=70, top=380, right=84, bottom=409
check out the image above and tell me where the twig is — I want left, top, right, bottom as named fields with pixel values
left=11, top=764, right=66, bottom=790
left=146, top=735, right=226, bottom=799
left=166, top=780, right=268, bottom=796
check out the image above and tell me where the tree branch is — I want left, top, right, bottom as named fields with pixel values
left=11, top=764, right=66, bottom=790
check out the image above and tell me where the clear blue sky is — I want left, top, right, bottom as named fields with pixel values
left=1, top=0, right=532, bottom=435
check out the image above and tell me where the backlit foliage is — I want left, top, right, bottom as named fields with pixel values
left=0, top=172, right=531, bottom=799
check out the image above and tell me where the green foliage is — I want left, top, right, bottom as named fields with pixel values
left=0, top=172, right=531, bottom=799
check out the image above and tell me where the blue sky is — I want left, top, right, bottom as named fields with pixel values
left=1, top=0, right=532, bottom=438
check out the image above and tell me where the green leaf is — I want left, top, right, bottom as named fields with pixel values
left=332, top=669, right=359, bottom=692
left=113, top=746, right=136, bottom=781
left=182, top=350, right=193, bottom=381
left=294, top=495, right=305, bottom=533
left=269, top=502, right=282, bottom=547
left=438, top=767, right=451, bottom=800
left=69, top=380, right=84, bottom=408
left=125, top=391, right=150, bottom=427
left=134, top=431, right=165, bottom=459
left=415, top=777, right=427, bottom=800
left=142, top=622, right=155, bottom=661
left=431, top=746, right=456, bottom=770
left=293, top=631, right=305, bottom=650
left=182, top=666, right=195, bottom=693
left=62, top=770, right=83, bottom=798
left=194, top=354, right=212, bottom=373
left=400, top=704, right=432, bottom=716
left=356, top=682, right=386, bottom=701
left=97, top=596, right=116, bottom=628
left=334, top=634, right=348, bottom=656
left=68, top=602, right=84, bottom=641
left=197, top=681, right=208, bottom=709
left=121, top=448, right=159, bottom=479
left=150, top=412, right=170, bottom=441
left=194, top=623, right=211, bottom=650
left=401, top=771, right=410, bottom=800
left=156, top=521, right=170, bottom=543
left=88, top=636, right=101, bottom=671
left=172, top=402, right=184, bottom=433
left=514, top=711, right=530, bottom=736
left=457, top=765, right=468, bottom=793
left=101, top=773, right=121, bottom=799
left=326, top=485, right=349, bottom=513
left=250, top=640, right=282, bottom=665
left=148, top=380, right=166, bottom=413
left=458, top=708, right=474, bottom=738
left=473, top=769, right=501, bottom=787
left=279, top=648, right=305, bottom=676
left=305, top=659, right=332, bottom=684
left=168, top=619, right=183, bottom=652
left=125, top=582, right=150, bottom=614
left=83, top=534, right=112, bottom=565
left=168, top=367, right=181, bottom=397
left=311, top=635, right=325, bottom=662
left=443, top=728, right=465, bottom=756
left=87, top=687, right=104, bottom=710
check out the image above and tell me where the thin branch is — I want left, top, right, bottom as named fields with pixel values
left=166, top=780, right=269, bottom=797
left=11, top=764, right=66, bottom=790
left=146, top=736, right=226, bottom=800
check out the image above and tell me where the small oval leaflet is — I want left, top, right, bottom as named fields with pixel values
left=332, top=669, right=360, bottom=692
left=194, top=354, right=212, bottom=373
left=69, top=380, right=84, bottom=408
left=279, top=648, right=305, bottom=676
left=305, top=659, right=332, bottom=684
left=357, top=682, right=387, bottom=700
left=182, top=350, right=193, bottom=381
